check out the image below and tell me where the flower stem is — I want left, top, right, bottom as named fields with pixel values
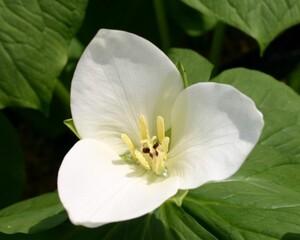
left=153, top=0, right=171, bottom=51
left=209, top=22, right=226, bottom=74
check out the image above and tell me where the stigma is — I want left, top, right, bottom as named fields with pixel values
left=121, top=115, right=170, bottom=177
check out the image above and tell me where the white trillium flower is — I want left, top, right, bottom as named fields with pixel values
left=58, top=29, right=264, bottom=228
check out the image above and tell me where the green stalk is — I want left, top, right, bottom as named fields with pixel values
left=209, top=22, right=226, bottom=74
left=153, top=0, right=171, bottom=51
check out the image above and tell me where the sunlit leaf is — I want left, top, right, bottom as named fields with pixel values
left=182, top=68, right=300, bottom=239
left=0, top=213, right=167, bottom=239
left=0, top=192, right=67, bottom=234
left=159, top=203, right=218, bottom=239
left=181, top=0, right=300, bottom=54
left=0, top=0, right=88, bottom=113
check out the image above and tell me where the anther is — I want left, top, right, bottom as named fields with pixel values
left=153, top=142, right=159, bottom=149
left=142, top=147, right=150, bottom=153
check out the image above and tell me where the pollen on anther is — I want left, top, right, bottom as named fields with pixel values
left=142, top=148, right=150, bottom=153
left=153, top=143, right=159, bottom=149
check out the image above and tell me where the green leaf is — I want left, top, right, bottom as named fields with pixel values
left=0, top=213, right=168, bottom=239
left=0, top=192, right=67, bottom=234
left=159, top=203, right=218, bottom=239
left=0, top=0, right=88, bottom=113
left=182, top=68, right=300, bottom=239
left=0, top=112, right=25, bottom=209
left=0, top=204, right=215, bottom=240
left=168, top=48, right=214, bottom=85
left=181, top=0, right=300, bottom=54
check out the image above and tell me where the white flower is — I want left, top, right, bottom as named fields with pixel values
left=57, top=29, right=264, bottom=228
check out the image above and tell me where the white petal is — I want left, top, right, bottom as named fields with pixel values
left=168, top=83, right=264, bottom=189
left=58, top=139, right=179, bottom=227
left=71, top=29, right=183, bottom=154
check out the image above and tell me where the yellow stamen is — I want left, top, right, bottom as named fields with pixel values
left=121, top=115, right=170, bottom=177
left=134, top=150, right=151, bottom=171
left=121, top=134, right=135, bottom=156
left=157, top=116, right=165, bottom=143
left=139, top=115, right=149, bottom=140
left=153, top=154, right=165, bottom=175
left=161, top=137, right=170, bottom=154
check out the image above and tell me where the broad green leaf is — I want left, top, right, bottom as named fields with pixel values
left=182, top=68, right=300, bottom=239
left=0, top=192, right=67, bottom=234
left=159, top=203, right=218, bottom=240
left=0, top=0, right=88, bottom=113
left=0, top=112, right=25, bottom=209
left=181, top=0, right=300, bottom=53
left=0, top=213, right=167, bottom=239
left=168, top=48, right=214, bottom=85
left=0, top=203, right=215, bottom=240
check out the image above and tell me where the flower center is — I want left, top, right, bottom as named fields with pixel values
left=121, top=115, right=170, bottom=177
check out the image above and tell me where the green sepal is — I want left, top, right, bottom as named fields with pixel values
left=63, top=119, right=81, bottom=139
